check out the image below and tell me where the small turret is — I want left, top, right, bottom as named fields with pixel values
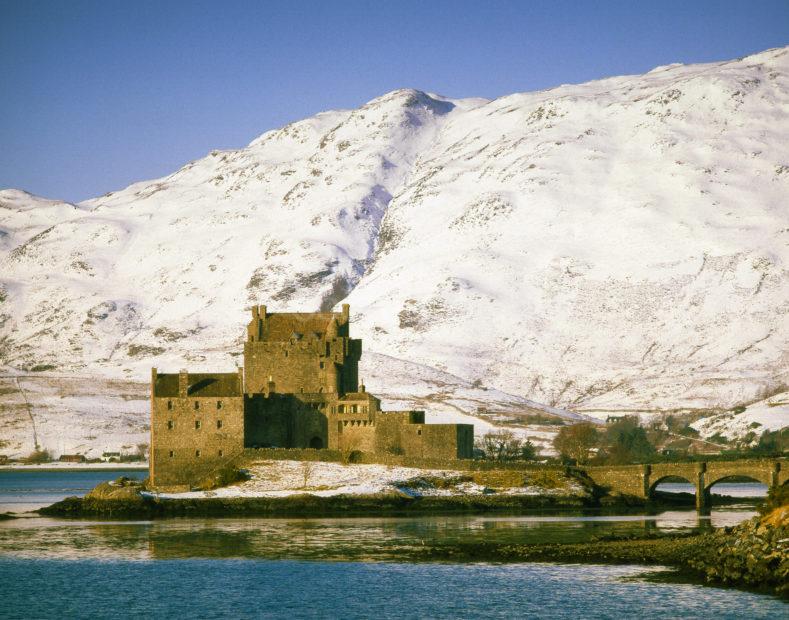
left=341, top=303, right=350, bottom=323
left=359, top=378, right=366, bottom=393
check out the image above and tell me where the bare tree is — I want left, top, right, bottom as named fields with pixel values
left=553, top=423, right=599, bottom=464
left=301, top=460, right=315, bottom=488
left=476, top=429, right=536, bottom=461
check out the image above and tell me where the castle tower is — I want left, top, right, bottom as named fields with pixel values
left=242, top=304, right=361, bottom=397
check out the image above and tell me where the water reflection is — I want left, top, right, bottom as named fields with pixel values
left=0, top=476, right=768, bottom=563
left=0, top=504, right=760, bottom=562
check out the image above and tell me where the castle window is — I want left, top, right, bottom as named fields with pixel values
left=363, top=406, right=368, bottom=414
left=167, top=400, right=173, bottom=410
left=195, top=450, right=201, bottom=457
left=319, top=362, right=325, bottom=369
left=417, top=429, right=422, bottom=436
left=338, top=405, right=345, bottom=413
left=167, top=420, right=174, bottom=430
left=351, top=405, right=358, bottom=413
left=284, top=351, right=288, bottom=358
left=217, top=400, right=222, bottom=409
left=195, top=420, right=201, bottom=430
left=194, top=401, right=200, bottom=410
left=217, top=420, right=223, bottom=429
left=218, top=449, right=223, bottom=457
left=169, top=450, right=175, bottom=458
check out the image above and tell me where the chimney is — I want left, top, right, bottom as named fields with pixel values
left=151, top=367, right=157, bottom=401
left=359, top=378, right=366, bottom=393
left=178, top=369, right=188, bottom=398
left=341, top=303, right=350, bottom=322
left=266, top=374, right=275, bottom=397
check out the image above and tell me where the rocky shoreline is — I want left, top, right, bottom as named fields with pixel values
left=413, top=505, right=789, bottom=597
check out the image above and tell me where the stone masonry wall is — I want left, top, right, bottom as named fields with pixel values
left=151, top=395, right=244, bottom=487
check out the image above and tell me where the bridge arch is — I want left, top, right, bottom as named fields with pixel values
left=647, top=474, right=695, bottom=498
left=704, top=473, right=769, bottom=492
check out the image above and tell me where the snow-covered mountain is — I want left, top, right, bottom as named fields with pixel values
left=1, top=46, right=788, bottom=457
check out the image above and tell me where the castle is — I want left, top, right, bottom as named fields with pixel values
left=150, top=304, right=474, bottom=488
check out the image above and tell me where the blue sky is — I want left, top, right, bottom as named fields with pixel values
left=2, top=0, right=788, bottom=202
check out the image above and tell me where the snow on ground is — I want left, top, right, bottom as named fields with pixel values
left=148, top=460, right=586, bottom=500
left=0, top=374, right=148, bottom=460
left=0, top=462, right=147, bottom=470
left=692, top=391, right=789, bottom=443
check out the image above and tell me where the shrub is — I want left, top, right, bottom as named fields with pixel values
left=23, top=448, right=52, bottom=463
left=759, top=484, right=789, bottom=513
left=344, top=450, right=364, bottom=464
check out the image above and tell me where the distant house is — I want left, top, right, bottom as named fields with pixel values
left=59, top=454, right=86, bottom=463
left=100, top=452, right=121, bottom=463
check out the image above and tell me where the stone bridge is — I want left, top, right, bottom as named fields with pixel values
left=583, top=458, right=787, bottom=509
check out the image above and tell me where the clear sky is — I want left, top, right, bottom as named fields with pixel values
left=2, top=0, right=788, bottom=203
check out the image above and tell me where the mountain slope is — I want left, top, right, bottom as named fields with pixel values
left=1, top=47, right=788, bottom=436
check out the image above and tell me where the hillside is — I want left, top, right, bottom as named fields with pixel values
left=1, top=46, right=788, bottom=456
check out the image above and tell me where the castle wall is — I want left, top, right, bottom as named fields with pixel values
left=382, top=422, right=474, bottom=460
left=373, top=411, right=425, bottom=455
left=333, top=419, right=376, bottom=452
left=244, top=394, right=329, bottom=449
left=330, top=402, right=378, bottom=452
left=243, top=338, right=361, bottom=394
left=150, top=394, right=244, bottom=487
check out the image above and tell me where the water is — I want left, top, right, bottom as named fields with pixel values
left=0, top=471, right=784, bottom=619
left=0, top=559, right=784, bottom=620
left=655, top=481, right=769, bottom=498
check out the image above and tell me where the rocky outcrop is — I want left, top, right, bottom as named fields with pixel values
left=688, top=506, right=789, bottom=595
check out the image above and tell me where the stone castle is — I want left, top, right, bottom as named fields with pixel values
left=150, top=304, right=474, bottom=487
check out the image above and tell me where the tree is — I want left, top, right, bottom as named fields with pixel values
left=553, top=423, right=599, bottom=464
left=600, top=416, right=656, bottom=464
left=476, top=429, right=536, bottom=461
left=520, top=440, right=538, bottom=461
left=755, top=428, right=788, bottom=455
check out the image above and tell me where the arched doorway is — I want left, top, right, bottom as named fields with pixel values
left=309, top=436, right=323, bottom=449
